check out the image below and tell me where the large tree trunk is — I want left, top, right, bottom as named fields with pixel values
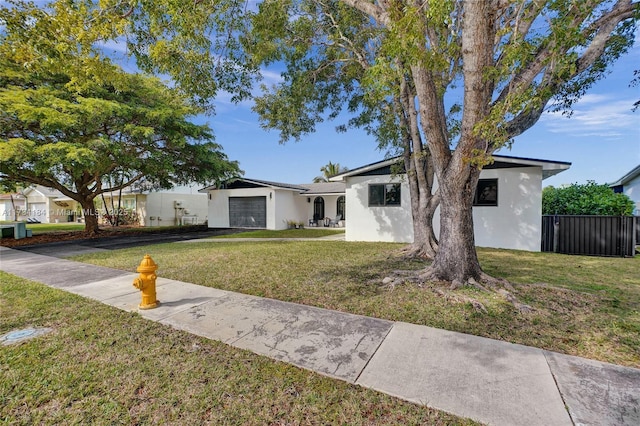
left=423, top=166, right=482, bottom=286
left=79, top=197, right=100, bottom=235
left=413, top=0, right=496, bottom=285
left=404, top=151, right=439, bottom=259
left=396, top=64, right=439, bottom=259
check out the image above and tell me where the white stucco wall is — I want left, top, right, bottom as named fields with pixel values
left=144, top=192, right=208, bottom=226
left=463, top=167, right=542, bottom=251
left=274, top=190, right=304, bottom=229
left=0, top=198, right=27, bottom=221
left=1, top=200, right=15, bottom=221
left=345, top=167, right=543, bottom=251
left=622, top=174, right=640, bottom=215
left=207, top=191, right=230, bottom=228
left=345, top=175, right=413, bottom=242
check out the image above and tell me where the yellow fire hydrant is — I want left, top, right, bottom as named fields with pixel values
left=132, top=254, right=159, bottom=310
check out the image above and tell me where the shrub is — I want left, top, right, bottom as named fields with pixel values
left=542, top=181, right=634, bottom=215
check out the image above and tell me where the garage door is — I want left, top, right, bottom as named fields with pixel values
left=229, top=197, right=266, bottom=228
left=28, top=202, right=47, bottom=222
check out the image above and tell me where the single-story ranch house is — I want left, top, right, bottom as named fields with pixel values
left=202, top=180, right=346, bottom=229
left=97, top=184, right=208, bottom=227
left=201, top=154, right=571, bottom=251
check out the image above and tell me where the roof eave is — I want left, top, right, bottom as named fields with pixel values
left=608, top=164, right=640, bottom=187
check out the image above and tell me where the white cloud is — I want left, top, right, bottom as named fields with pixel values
left=214, top=90, right=254, bottom=112
left=541, top=95, right=638, bottom=140
left=260, top=69, right=284, bottom=86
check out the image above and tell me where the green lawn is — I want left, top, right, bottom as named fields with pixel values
left=72, top=241, right=640, bottom=368
left=25, top=222, right=87, bottom=234
left=0, top=222, right=86, bottom=235
left=0, top=272, right=476, bottom=425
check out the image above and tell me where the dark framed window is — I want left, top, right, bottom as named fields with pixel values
left=474, top=179, right=498, bottom=206
left=337, top=196, right=346, bottom=220
left=368, top=183, right=401, bottom=206
left=313, top=197, right=325, bottom=220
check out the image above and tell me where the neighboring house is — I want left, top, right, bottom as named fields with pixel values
left=203, top=154, right=570, bottom=252
left=1, top=183, right=208, bottom=226
left=201, top=179, right=346, bottom=229
left=21, top=185, right=80, bottom=223
left=98, top=184, right=209, bottom=227
left=609, top=164, right=640, bottom=215
left=0, top=193, right=27, bottom=221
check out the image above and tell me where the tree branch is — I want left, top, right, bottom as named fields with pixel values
left=339, top=0, right=390, bottom=26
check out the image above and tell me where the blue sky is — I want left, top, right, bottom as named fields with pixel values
left=206, top=44, right=639, bottom=187
left=7, top=1, right=639, bottom=187
left=93, top=13, right=640, bottom=188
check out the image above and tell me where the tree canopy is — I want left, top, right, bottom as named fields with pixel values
left=13, top=0, right=636, bottom=291
left=242, top=0, right=638, bottom=287
left=0, top=1, right=241, bottom=233
left=542, top=182, right=635, bottom=216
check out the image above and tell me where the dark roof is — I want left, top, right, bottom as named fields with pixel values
left=297, top=182, right=345, bottom=195
left=200, top=178, right=344, bottom=194
left=200, top=178, right=306, bottom=192
left=329, top=154, right=571, bottom=181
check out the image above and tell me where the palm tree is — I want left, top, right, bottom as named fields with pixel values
left=313, top=162, right=348, bottom=183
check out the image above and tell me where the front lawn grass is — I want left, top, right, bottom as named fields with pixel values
left=72, top=241, right=640, bottom=368
left=0, top=272, right=475, bottom=425
left=24, top=223, right=207, bottom=235
left=24, top=222, right=86, bottom=234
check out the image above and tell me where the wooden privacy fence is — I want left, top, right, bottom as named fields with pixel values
left=541, top=215, right=638, bottom=257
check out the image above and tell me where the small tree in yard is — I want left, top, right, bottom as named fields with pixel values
left=543, top=182, right=634, bottom=216
left=0, top=1, right=241, bottom=234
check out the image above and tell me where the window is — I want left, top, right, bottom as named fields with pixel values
left=474, top=179, right=498, bottom=206
left=369, top=183, right=401, bottom=206
left=337, top=196, right=346, bottom=220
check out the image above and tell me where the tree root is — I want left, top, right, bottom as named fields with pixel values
left=396, top=244, right=436, bottom=261
left=382, top=268, right=533, bottom=314
left=433, top=288, right=488, bottom=314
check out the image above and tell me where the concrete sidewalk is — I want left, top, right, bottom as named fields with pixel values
left=1, top=245, right=639, bottom=426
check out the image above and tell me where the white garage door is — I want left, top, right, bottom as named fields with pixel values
left=28, top=202, right=47, bottom=222
left=229, top=197, right=266, bottom=228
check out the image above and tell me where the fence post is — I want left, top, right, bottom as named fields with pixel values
left=553, top=215, right=560, bottom=253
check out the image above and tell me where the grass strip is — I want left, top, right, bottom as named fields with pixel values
left=72, top=241, right=640, bottom=368
left=0, top=272, right=476, bottom=425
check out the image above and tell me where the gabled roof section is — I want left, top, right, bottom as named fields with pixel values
left=297, top=182, right=345, bottom=195
left=330, top=154, right=571, bottom=181
left=199, top=178, right=346, bottom=195
left=22, top=185, right=65, bottom=198
left=609, top=164, right=640, bottom=187
left=199, top=178, right=308, bottom=193
left=0, top=193, right=26, bottom=201
left=329, top=157, right=402, bottom=181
